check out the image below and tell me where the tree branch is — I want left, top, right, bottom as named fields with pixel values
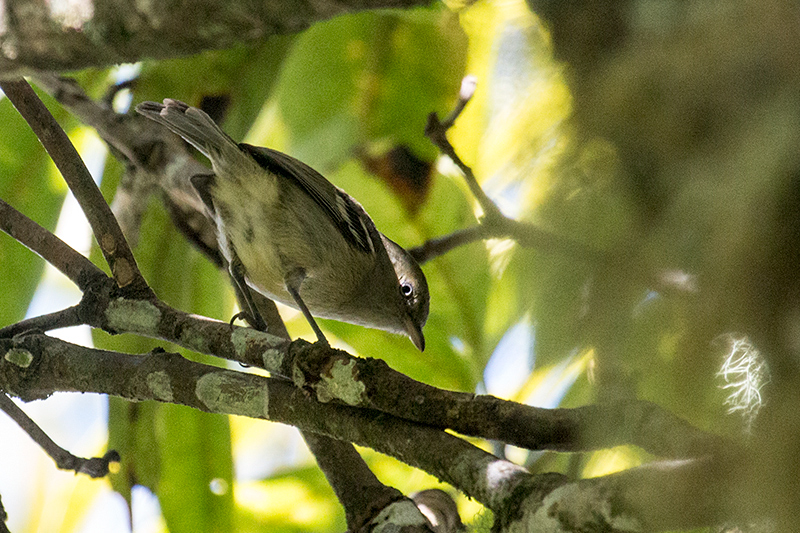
left=0, top=332, right=539, bottom=512
left=0, top=0, right=434, bottom=75
left=409, top=225, right=491, bottom=264
left=0, top=198, right=106, bottom=291
left=0, top=166, right=718, bottom=463
left=0, top=392, right=119, bottom=477
left=0, top=334, right=759, bottom=530
left=0, top=79, right=150, bottom=294
left=303, top=432, right=415, bottom=531
left=507, top=456, right=756, bottom=532
left=420, top=75, right=609, bottom=264
left=289, top=351, right=729, bottom=459
left=0, top=305, right=83, bottom=339
left=425, top=77, right=504, bottom=224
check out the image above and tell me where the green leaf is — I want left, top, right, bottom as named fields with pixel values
left=270, top=7, right=467, bottom=167
left=157, top=405, right=234, bottom=533
left=0, top=97, right=66, bottom=326
left=136, top=37, right=294, bottom=140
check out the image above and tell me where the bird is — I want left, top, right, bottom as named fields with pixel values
left=136, top=99, right=429, bottom=350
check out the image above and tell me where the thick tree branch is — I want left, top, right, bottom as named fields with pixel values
left=290, top=351, right=728, bottom=458
left=0, top=333, right=758, bottom=531
left=0, top=79, right=150, bottom=294
left=507, top=456, right=757, bottom=532
left=0, top=393, right=119, bottom=477
left=303, top=432, right=415, bottom=531
left=0, top=0, right=434, bottom=75
left=0, top=332, right=539, bottom=512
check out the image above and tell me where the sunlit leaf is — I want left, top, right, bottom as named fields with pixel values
left=236, top=466, right=345, bottom=532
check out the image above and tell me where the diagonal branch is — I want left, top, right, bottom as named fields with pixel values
left=0, top=392, right=119, bottom=477
left=420, top=76, right=698, bottom=297
left=0, top=305, right=83, bottom=339
left=36, top=73, right=222, bottom=259
left=303, top=432, right=410, bottom=531
left=425, top=77, right=504, bottom=224
left=0, top=198, right=106, bottom=291
left=422, top=76, right=605, bottom=261
left=0, top=79, right=150, bottom=294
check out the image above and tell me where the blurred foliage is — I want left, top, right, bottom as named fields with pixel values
left=2, top=0, right=784, bottom=531
left=95, top=154, right=236, bottom=532
left=0, top=87, right=74, bottom=327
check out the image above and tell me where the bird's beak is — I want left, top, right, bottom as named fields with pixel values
left=404, top=314, right=425, bottom=352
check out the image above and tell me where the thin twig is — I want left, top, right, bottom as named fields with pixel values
left=421, top=77, right=699, bottom=298
left=410, top=220, right=605, bottom=265
left=0, top=305, right=83, bottom=338
left=440, top=75, right=477, bottom=130
left=422, top=76, right=599, bottom=260
left=0, top=79, right=149, bottom=294
left=425, top=113, right=504, bottom=223
left=425, top=75, right=505, bottom=223
left=409, top=225, right=491, bottom=264
left=0, top=198, right=106, bottom=291
left=0, top=392, right=119, bottom=477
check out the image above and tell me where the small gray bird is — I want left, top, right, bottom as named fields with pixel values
left=136, top=99, right=429, bottom=350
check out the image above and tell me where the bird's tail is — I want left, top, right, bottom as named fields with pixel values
left=136, top=99, right=237, bottom=160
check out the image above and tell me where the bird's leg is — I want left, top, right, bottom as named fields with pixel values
left=228, top=249, right=268, bottom=332
left=284, top=267, right=328, bottom=346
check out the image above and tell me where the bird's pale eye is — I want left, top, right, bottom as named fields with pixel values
left=400, top=282, right=414, bottom=298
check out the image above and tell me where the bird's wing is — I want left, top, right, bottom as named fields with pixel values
left=240, top=143, right=378, bottom=255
